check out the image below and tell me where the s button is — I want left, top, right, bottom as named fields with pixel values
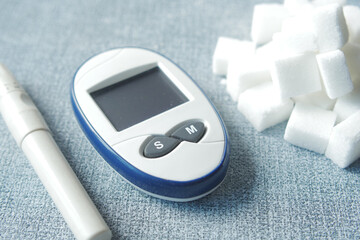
left=143, top=136, right=181, bottom=158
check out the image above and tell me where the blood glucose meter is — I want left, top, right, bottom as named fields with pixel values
left=71, top=47, right=229, bottom=201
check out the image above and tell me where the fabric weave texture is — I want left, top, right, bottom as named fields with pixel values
left=0, top=1, right=359, bottom=239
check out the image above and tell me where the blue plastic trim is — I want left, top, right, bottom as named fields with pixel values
left=70, top=47, right=230, bottom=200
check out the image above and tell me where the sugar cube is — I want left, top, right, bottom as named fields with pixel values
left=343, top=5, right=360, bottom=45
left=251, top=4, right=288, bottom=45
left=281, top=14, right=314, bottom=34
left=273, top=31, right=318, bottom=55
left=284, top=0, right=313, bottom=16
left=284, top=0, right=309, bottom=10
left=333, top=83, right=360, bottom=122
left=316, top=50, right=353, bottom=99
left=293, top=90, right=336, bottom=110
left=255, top=41, right=278, bottom=68
left=325, top=110, right=360, bottom=168
left=342, top=43, right=360, bottom=80
left=212, top=37, right=255, bottom=75
left=237, top=82, right=294, bottom=132
left=210, top=0, right=360, bottom=167
left=313, top=0, right=347, bottom=7
left=271, top=53, right=322, bottom=99
left=312, top=4, right=349, bottom=52
left=227, top=57, right=271, bottom=101
left=284, top=102, right=337, bottom=154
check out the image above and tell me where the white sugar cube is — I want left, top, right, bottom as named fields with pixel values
left=282, top=14, right=314, bottom=34
left=316, top=50, right=353, bottom=99
left=255, top=41, right=278, bottom=68
left=325, top=110, right=360, bottom=168
left=237, top=82, right=294, bottom=132
left=227, top=57, right=271, bottom=101
left=284, top=0, right=309, bottom=10
left=293, top=90, right=336, bottom=110
left=256, top=41, right=276, bottom=56
left=343, top=5, right=360, bottom=45
left=342, top=43, right=360, bottom=80
left=251, top=4, right=288, bottom=45
left=284, top=0, right=313, bottom=16
left=313, top=0, right=347, bottom=7
left=284, top=0, right=308, bottom=12
left=271, top=53, right=322, bottom=99
left=273, top=31, right=318, bottom=55
left=212, top=37, right=255, bottom=75
left=333, top=84, right=360, bottom=122
left=313, top=4, right=349, bottom=52
left=284, top=102, right=337, bottom=154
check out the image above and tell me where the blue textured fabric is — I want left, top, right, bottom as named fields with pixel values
left=1, top=1, right=360, bottom=239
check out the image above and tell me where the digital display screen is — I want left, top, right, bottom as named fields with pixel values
left=91, top=67, right=189, bottom=131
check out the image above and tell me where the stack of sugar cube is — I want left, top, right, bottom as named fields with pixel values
left=212, top=0, right=360, bottom=168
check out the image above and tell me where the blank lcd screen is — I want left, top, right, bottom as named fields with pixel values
left=91, top=67, right=189, bottom=131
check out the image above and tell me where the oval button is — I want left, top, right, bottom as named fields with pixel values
left=171, top=121, right=205, bottom=143
left=143, top=136, right=181, bottom=158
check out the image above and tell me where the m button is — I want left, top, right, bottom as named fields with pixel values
left=171, top=121, right=205, bottom=143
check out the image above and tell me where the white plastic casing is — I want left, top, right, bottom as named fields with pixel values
left=73, top=48, right=226, bottom=182
left=0, top=64, right=112, bottom=240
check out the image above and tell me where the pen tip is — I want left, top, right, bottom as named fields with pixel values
left=0, top=64, right=15, bottom=82
left=0, top=64, right=19, bottom=97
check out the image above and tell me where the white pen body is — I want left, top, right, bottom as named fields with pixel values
left=21, top=130, right=111, bottom=240
left=0, top=64, right=111, bottom=240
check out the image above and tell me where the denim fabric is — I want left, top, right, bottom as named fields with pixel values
left=0, top=0, right=359, bottom=239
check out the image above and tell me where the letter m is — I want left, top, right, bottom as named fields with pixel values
left=185, top=125, right=197, bottom=135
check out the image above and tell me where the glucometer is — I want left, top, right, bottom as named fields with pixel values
left=71, top=47, right=230, bottom=201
